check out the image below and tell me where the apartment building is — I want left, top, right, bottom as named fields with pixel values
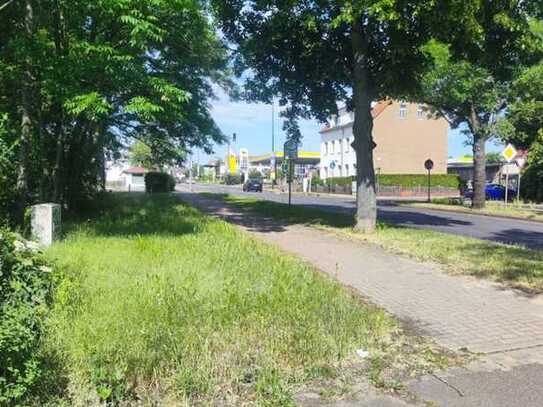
left=319, top=100, right=448, bottom=179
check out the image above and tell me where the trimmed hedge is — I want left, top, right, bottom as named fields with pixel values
left=378, top=174, right=461, bottom=188
left=324, top=174, right=462, bottom=189
left=144, top=172, right=176, bottom=193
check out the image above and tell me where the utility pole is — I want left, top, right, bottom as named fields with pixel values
left=271, top=102, right=277, bottom=189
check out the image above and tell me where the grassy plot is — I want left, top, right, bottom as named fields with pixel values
left=404, top=199, right=543, bottom=223
left=42, top=193, right=446, bottom=405
left=209, top=193, right=543, bottom=293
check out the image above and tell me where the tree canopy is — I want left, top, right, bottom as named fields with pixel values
left=0, top=0, right=229, bottom=222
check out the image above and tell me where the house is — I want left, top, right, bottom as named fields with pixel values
left=319, top=100, right=448, bottom=179
left=122, top=167, right=147, bottom=190
left=447, top=155, right=522, bottom=189
left=249, top=151, right=320, bottom=178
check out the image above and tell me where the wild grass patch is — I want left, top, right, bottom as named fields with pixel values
left=42, top=193, right=441, bottom=405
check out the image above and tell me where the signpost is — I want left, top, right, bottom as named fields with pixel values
left=501, top=144, right=518, bottom=205
left=284, top=140, right=298, bottom=208
left=424, top=158, right=434, bottom=203
left=515, top=153, right=527, bottom=201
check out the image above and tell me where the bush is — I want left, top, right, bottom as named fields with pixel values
left=144, top=172, right=175, bottom=193
left=520, top=143, right=543, bottom=202
left=323, top=174, right=461, bottom=189
left=0, top=229, right=53, bottom=404
left=224, top=173, right=242, bottom=185
left=378, top=174, right=461, bottom=188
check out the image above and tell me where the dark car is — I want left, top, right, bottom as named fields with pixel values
left=464, top=183, right=516, bottom=201
left=243, top=178, right=263, bottom=192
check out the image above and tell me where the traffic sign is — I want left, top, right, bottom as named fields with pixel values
left=284, top=139, right=298, bottom=160
left=424, top=159, right=434, bottom=171
left=329, top=160, right=336, bottom=170
left=502, top=144, right=517, bottom=163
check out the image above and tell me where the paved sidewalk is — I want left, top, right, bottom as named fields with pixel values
left=179, top=191, right=543, bottom=406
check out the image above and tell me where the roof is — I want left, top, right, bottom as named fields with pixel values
left=319, top=100, right=393, bottom=134
left=123, top=166, right=147, bottom=175
left=249, top=151, right=320, bottom=164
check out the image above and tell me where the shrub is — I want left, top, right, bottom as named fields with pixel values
left=323, top=174, right=462, bottom=189
left=0, top=229, right=53, bottom=404
left=520, top=143, right=543, bottom=202
left=248, top=169, right=262, bottom=179
left=224, top=173, right=242, bottom=185
left=144, top=172, right=175, bottom=193
left=378, top=174, right=461, bottom=188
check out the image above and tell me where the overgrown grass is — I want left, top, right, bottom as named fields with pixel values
left=209, top=193, right=543, bottom=293
left=405, top=199, right=543, bottom=222
left=42, top=193, right=446, bottom=405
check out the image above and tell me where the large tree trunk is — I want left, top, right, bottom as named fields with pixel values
left=351, top=20, right=377, bottom=233
left=472, top=133, right=486, bottom=209
left=16, top=0, right=35, bottom=221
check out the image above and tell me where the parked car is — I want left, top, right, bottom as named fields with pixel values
left=243, top=178, right=263, bottom=192
left=464, top=183, right=516, bottom=201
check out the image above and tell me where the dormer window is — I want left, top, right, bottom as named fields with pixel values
left=417, top=104, right=424, bottom=119
left=399, top=102, right=407, bottom=119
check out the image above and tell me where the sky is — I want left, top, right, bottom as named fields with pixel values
left=195, top=88, right=504, bottom=163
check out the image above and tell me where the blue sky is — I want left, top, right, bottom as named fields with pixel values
left=197, top=89, right=504, bottom=163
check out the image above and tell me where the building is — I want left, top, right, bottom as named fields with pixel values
left=319, top=100, right=448, bottom=179
left=447, top=155, right=521, bottom=188
left=122, top=167, right=147, bottom=190
left=249, top=151, right=320, bottom=178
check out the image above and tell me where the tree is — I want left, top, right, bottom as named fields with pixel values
left=0, top=0, right=230, bottom=222
left=212, top=1, right=507, bottom=232
left=419, top=4, right=542, bottom=209
left=501, top=60, right=543, bottom=201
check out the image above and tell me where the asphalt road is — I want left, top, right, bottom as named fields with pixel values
left=180, top=183, right=543, bottom=250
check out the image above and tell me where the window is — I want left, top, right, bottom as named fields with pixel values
left=331, top=140, right=335, bottom=154
left=324, top=142, right=328, bottom=155
left=338, top=165, right=342, bottom=177
left=324, top=167, right=328, bottom=178
left=417, top=104, right=424, bottom=119
left=345, top=164, right=349, bottom=176
left=345, top=138, right=350, bottom=153
left=399, top=102, right=407, bottom=119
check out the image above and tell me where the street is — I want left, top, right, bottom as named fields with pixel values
left=182, top=183, right=543, bottom=250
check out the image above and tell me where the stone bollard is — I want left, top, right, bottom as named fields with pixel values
left=31, top=203, right=61, bottom=247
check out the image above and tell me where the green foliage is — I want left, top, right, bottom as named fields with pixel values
left=0, top=115, right=17, bottom=223
left=44, top=194, right=401, bottom=404
left=144, top=172, right=175, bottom=193
left=519, top=141, right=543, bottom=202
left=0, top=229, right=53, bottom=405
left=224, top=173, right=242, bottom=185
left=0, top=0, right=230, bottom=222
left=248, top=169, right=262, bottom=179
left=325, top=175, right=461, bottom=189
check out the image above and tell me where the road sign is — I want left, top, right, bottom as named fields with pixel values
left=502, top=144, right=517, bottom=163
left=284, top=139, right=298, bottom=160
left=329, top=160, right=336, bottom=170
left=424, top=159, right=434, bottom=171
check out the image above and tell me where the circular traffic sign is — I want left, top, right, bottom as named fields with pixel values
left=424, top=159, right=434, bottom=171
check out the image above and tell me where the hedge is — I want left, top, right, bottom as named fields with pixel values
left=0, top=229, right=53, bottom=404
left=324, top=174, right=462, bottom=189
left=224, top=174, right=242, bottom=185
left=144, top=172, right=176, bottom=193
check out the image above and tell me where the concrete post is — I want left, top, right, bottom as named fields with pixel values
left=31, top=203, right=61, bottom=247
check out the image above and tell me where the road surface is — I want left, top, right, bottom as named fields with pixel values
left=179, top=183, right=543, bottom=250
